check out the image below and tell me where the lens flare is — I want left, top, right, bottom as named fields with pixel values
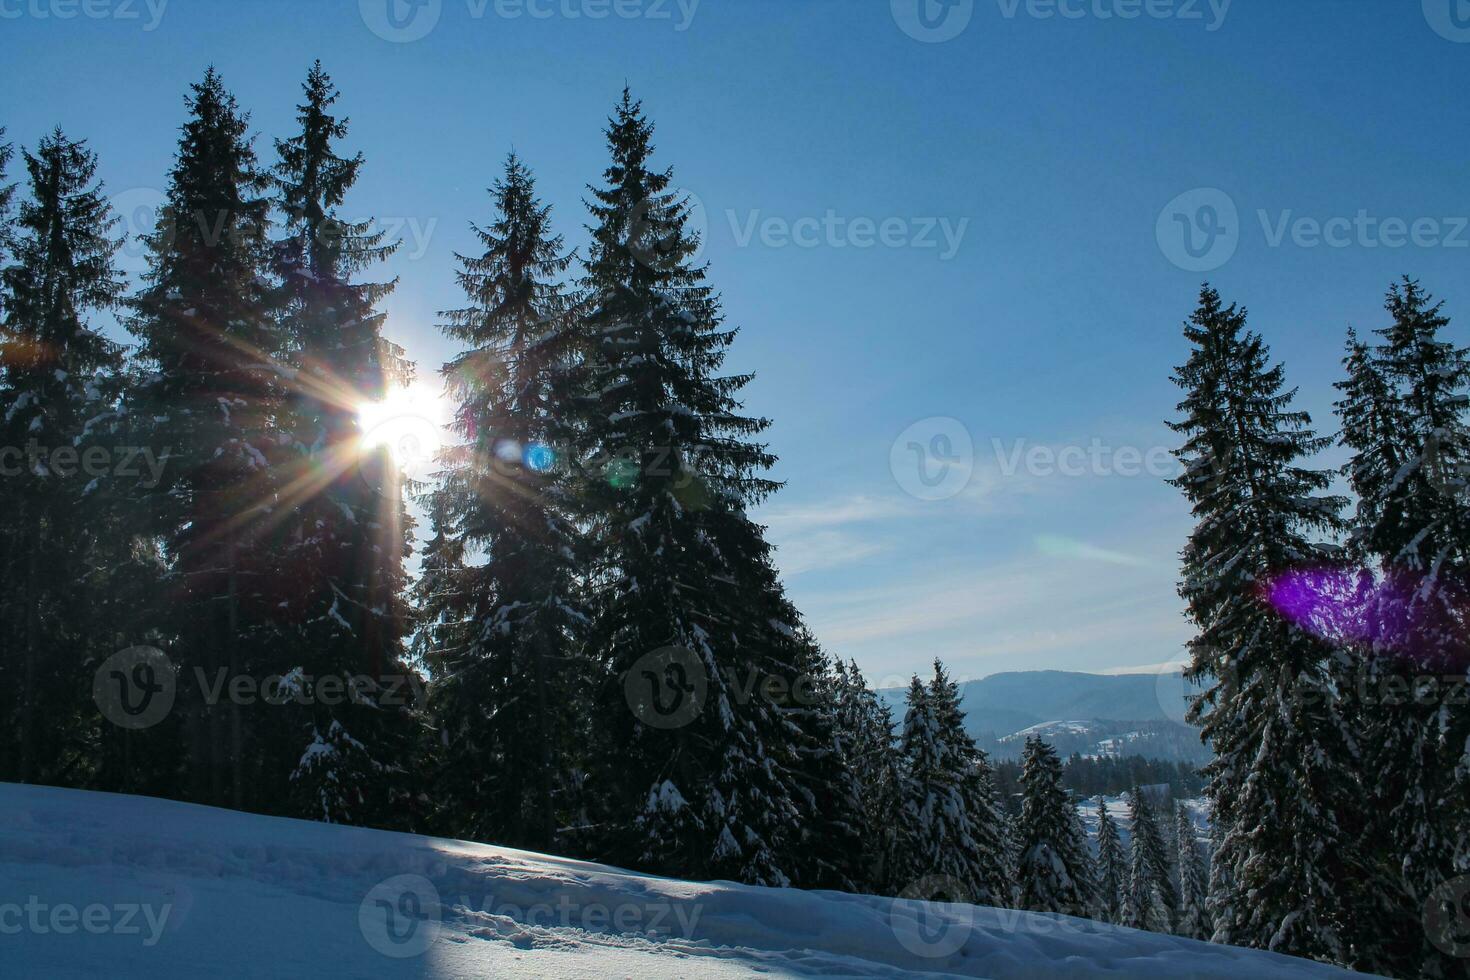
left=1264, top=566, right=1469, bottom=665
left=523, top=443, right=557, bottom=473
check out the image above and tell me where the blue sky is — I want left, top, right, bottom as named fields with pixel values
left=4, top=0, right=1468, bottom=684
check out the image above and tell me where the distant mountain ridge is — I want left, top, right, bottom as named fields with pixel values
left=877, top=669, right=1210, bottom=763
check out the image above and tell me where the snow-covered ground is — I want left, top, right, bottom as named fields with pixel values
left=0, top=783, right=1376, bottom=978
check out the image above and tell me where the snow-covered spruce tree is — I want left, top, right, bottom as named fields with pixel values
left=126, top=68, right=288, bottom=810
left=1015, top=736, right=1092, bottom=916
left=268, top=63, right=419, bottom=828
left=832, top=659, right=904, bottom=892
left=927, top=660, right=1015, bottom=906
left=1335, top=327, right=1405, bottom=567
left=1336, top=278, right=1470, bottom=978
left=1169, top=284, right=1364, bottom=964
left=428, top=152, right=589, bottom=850
left=1175, top=801, right=1210, bottom=940
left=890, top=664, right=1014, bottom=905
left=893, top=677, right=965, bottom=893
left=577, top=90, right=812, bottom=886
left=408, top=489, right=470, bottom=672
left=773, top=627, right=868, bottom=892
left=1204, top=807, right=1229, bottom=920
left=1121, top=788, right=1176, bottom=933
left=405, top=491, right=477, bottom=834
left=1094, top=797, right=1127, bottom=924
left=1121, top=790, right=1172, bottom=934
left=0, top=130, right=126, bottom=785
left=1067, top=794, right=1099, bottom=910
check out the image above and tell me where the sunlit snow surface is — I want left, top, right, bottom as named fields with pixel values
left=0, top=783, right=1378, bottom=978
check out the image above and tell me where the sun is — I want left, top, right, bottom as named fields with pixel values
left=357, top=381, right=450, bottom=476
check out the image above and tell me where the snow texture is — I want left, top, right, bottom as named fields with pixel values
left=0, top=783, right=1380, bottom=978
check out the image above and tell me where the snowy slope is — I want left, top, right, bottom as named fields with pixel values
left=0, top=783, right=1377, bottom=979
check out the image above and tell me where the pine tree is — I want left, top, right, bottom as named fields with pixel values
left=429, top=152, right=588, bottom=850
left=1123, top=788, right=1176, bottom=932
left=1335, top=328, right=1405, bottom=565
left=0, top=130, right=127, bottom=785
left=1336, top=278, right=1470, bottom=978
left=578, top=90, right=809, bottom=886
left=931, top=662, right=1015, bottom=906
left=1121, top=790, right=1172, bottom=934
left=773, top=634, right=868, bottom=893
left=1204, top=804, right=1230, bottom=935
left=1170, top=284, right=1363, bottom=964
left=267, top=62, right=419, bottom=828
left=126, top=68, right=286, bottom=810
left=1015, top=736, right=1092, bottom=916
left=892, top=662, right=1014, bottom=906
left=409, top=490, right=470, bottom=676
left=1175, top=800, right=1210, bottom=940
left=831, top=659, right=903, bottom=892
left=1094, top=797, right=1127, bottom=924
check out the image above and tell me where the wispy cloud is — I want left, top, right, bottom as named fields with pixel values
left=793, top=542, right=1190, bottom=683
left=759, top=494, right=906, bottom=576
left=772, top=530, right=886, bottom=576
left=1034, top=534, right=1153, bottom=567
left=759, top=494, right=909, bottom=531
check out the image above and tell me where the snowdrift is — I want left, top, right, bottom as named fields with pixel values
left=0, top=782, right=1377, bottom=978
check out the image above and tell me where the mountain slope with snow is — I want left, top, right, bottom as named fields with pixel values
left=0, top=783, right=1376, bottom=978
left=877, top=670, right=1211, bottom=762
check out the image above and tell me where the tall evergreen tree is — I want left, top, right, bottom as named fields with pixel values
left=892, top=663, right=1013, bottom=906
left=1169, top=284, right=1363, bottom=964
left=578, top=90, right=809, bottom=885
left=1015, top=736, right=1092, bottom=916
left=126, top=68, right=286, bottom=810
left=1175, top=800, right=1210, bottom=940
left=1335, top=328, right=1405, bottom=565
left=429, top=152, right=588, bottom=850
left=409, top=489, right=470, bottom=675
left=1119, top=788, right=1176, bottom=932
left=1336, top=278, right=1470, bottom=978
left=1094, top=797, right=1127, bottom=924
left=1123, top=787, right=1170, bottom=934
left=0, top=130, right=127, bottom=785
left=771, top=634, right=867, bottom=892
left=831, top=659, right=903, bottom=892
left=268, top=62, right=419, bottom=827
left=928, top=661, right=1014, bottom=906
